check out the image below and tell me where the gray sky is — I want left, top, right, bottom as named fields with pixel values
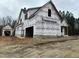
left=0, top=0, right=79, bottom=19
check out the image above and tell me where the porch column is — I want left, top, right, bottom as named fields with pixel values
left=63, top=28, right=65, bottom=36
left=11, top=30, right=12, bottom=36
left=67, top=27, right=68, bottom=35
left=2, top=30, right=5, bottom=36
left=61, top=27, right=64, bottom=36
left=24, top=29, right=26, bottom=37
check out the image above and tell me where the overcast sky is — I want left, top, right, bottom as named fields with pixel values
left=0, top=0, right=79, bottom=19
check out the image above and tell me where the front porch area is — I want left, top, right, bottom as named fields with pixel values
left=61, top=26, right=68, bottom=36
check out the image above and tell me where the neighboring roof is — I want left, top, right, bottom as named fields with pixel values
left=61, top=19, right=68, bottom=26
left=3, top=24, right=12, bottom=30
left=19, top=0, right=63, bottom=20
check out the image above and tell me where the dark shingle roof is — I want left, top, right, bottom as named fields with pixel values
left=26, top=7, right=41, bottom=12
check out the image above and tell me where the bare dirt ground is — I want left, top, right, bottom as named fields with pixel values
left=0, top=36, right=79, bottom=58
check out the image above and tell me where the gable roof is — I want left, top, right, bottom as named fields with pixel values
left=3, top=24, right=12, bottom=30
left=19, top=0, right=63, bottom=20
left=27, top=7, right=41, bottom=12
left=29, top=1, right=63, bottom=20
left=18, top=7, right=41, bottom=22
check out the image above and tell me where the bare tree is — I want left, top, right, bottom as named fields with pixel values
left=2, top=16, right=14, bottom=26
left=2, top=17, right=5, bottom=26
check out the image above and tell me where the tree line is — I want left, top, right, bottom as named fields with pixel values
left=59, top=11, right=79, bottom=35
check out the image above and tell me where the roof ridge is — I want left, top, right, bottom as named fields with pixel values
left=28, top=0, right=52, bottom=19
left=28, top=0, right=63, bottom=20
left=26, top=7, right=41, bottom=11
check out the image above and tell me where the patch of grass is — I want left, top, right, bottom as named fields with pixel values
left=0, top=36, right=33, bottom=45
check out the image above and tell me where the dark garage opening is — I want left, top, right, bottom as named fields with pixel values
left=25, top=26, right=33, bottom=37
left=4, top=31, right=11, bottom=36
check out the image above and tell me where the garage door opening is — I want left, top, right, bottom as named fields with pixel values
left=25, top=26, right=33, bottom=37
left=4, top=31, right=11, bottom=36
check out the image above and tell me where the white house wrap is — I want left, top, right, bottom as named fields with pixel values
left=15, top=0, right=68, bottom=37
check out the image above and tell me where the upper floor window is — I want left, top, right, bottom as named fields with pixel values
left=48, top=9, right=51, bottom=17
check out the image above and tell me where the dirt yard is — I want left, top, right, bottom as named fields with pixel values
left=0, top=36, right=79, bottom=58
